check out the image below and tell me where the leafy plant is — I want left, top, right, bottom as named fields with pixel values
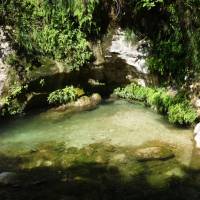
left=114, top=83, right=197, bottom=125
left=146, top=88, right=174, bottom=113
left=47, top=86, right=80, bottom=105
left=0, top=84, right=28, bottom=116
left=139, top=0, right=164, bottom=10
left=2, top=0, right=100, bottom=70
left=1, top=97, right=24, bottom=116
left=168, top=103, right=197, bottom=125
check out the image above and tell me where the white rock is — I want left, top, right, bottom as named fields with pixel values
left=195, top=134, right=200, bottom=148
left=194, top=123, right=200, bottom=148
left=194, top=123, right=200, bottom=135
left=109, top=28, right=149, bottom=74
left=195, top=99, right=200, bottom=108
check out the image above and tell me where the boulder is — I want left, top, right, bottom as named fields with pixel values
left=70, top=93, right=102, bottom=110
left=134, top=146, right=174, bottom=161
left=74, top=96, right=92, bottom=108
left=194, top=123, right=200, bottom=135
left=51, top=93, right=102, bottom=114
left=167, top=87, right=178, bottom=98
left=91, top=93, right=102, bottom=104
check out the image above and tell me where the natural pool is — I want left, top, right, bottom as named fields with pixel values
left=0, top=100, right=200, bottom=200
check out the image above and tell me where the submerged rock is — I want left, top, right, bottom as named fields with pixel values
left=110, top=153, right=127, bottom=164
left=134, top=146, right=174, bottom=161
left=165, top=167, right=185, bottom=178
left=0, top=172, right=18, bottom=185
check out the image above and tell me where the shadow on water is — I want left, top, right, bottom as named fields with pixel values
left=1, top=161, right=200, bottom=200
left=1, top=145, right=200, bottom=200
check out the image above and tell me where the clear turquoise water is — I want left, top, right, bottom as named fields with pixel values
left=0, top=100, right=193, bottom=165
left=0, top=100, right=200, bottom=200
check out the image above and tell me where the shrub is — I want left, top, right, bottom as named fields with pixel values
left=114, top=84, right=153, bottom=101
left=132, top=85, right=151, bottom=101
left=2, top=0, right=100, bottom=70
left=114, top=84, right=172, bottom=113
left=48, top=86, right=80, bottom=105
left=146, top=88, right=174, bottom=113
left=0, top=84, right=29, bottom=116
left=168, top=103, right=197, bottom=125
left=114, top=85, right=136, bottom=100
left=1, top=97, right=24, bottom=116
left=114, top=83, right=197, bottom=126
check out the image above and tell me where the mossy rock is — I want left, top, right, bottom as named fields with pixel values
left=134, top=146, right=175, bottom=162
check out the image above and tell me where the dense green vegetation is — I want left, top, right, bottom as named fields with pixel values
left=1, top=84, right=28, bottom=116
left=1, top=0, right=200, bottom=82
left=0, top=0, right=200, bottom=123
left=119, top=0, right=200, bottom=85
left=114, top=84, right=197, bottom=125
left=168, top=103, right=197, bottom=125
left=1, top=0, right=100, bottom=70
left=1, top=2, right=200, bottom=199
left=47, top=86, right=82, bottom=105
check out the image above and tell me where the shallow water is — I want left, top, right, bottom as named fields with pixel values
left=0, top=100, right=193, bottom=162
left=1, top=100, right=200, bottom=200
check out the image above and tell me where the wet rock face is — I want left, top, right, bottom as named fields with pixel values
left=86, top=28, right=155, bottom=93
left=109, top=28, right=149, bottom=74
